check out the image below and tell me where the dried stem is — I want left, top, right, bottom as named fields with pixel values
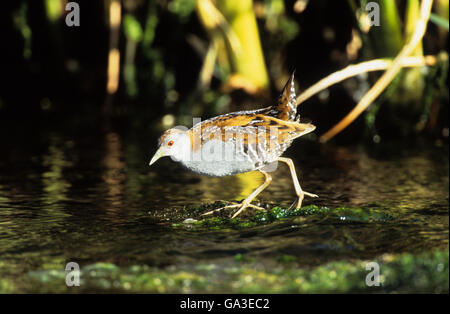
left=296, top=55, right=437, bottom=105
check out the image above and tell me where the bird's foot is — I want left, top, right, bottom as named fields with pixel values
left=231, top=202, right=265, bottom=219
left=288, top=191, right=319, bottom=210
left=202, top=201, right=265, bottom=218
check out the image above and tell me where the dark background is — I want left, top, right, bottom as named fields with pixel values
left=0, top=0, right=448, bottom=144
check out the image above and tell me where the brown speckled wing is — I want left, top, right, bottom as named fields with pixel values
left=188, top=110, right=314, bottom=157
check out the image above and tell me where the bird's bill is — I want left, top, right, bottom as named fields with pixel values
left=149, top=147, right=165, bottom=166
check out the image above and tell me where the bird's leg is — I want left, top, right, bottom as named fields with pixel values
left=202, top=171, right=272, bottom=218
left=230, top=171, right=272, bottom=218
left=278, top=157, right=318, bottom=209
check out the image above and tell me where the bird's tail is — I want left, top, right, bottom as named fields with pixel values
left=265, top=71, right=299, bottom=122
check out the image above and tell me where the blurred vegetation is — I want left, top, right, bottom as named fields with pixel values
left=0, top=0, right=448, bottom=143
left=4, top=249, right=448, bottom=293
left=350, top=0, right=449, bottom=140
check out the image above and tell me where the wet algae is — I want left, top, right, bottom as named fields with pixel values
left=16, top=249, right=449, bottom=293
left=1, top=204, right=447, bottom=293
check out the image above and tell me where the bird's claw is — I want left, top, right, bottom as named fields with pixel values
left=288, top=190, right=319, bottom=210
left=202, top=202, right=265, bottom=218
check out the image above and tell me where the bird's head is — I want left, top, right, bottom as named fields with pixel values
left=149, top=128, right=191, bottom=165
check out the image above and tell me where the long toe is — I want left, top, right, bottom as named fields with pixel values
left=202, top=204, right=239, bottom=216
left=247, top=204, right=266, bottom=211
left=303, top=191, right=319, bottom=198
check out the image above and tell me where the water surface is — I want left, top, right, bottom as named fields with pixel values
left=0, top=120, right=448, bottom=292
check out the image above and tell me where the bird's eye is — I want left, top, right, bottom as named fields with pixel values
left=168, top=140, right=174, bottom=147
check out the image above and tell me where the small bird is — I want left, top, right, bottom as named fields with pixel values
left=150, top=72, right=318, bottom=218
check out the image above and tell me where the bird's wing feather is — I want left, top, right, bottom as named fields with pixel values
left=188, top=112, right=314, bottom=152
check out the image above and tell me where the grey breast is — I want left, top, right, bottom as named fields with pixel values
left=183, top=110, right=295, bottom=176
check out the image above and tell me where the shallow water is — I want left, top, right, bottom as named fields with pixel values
left=0, top=120, right=448, bottom=292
